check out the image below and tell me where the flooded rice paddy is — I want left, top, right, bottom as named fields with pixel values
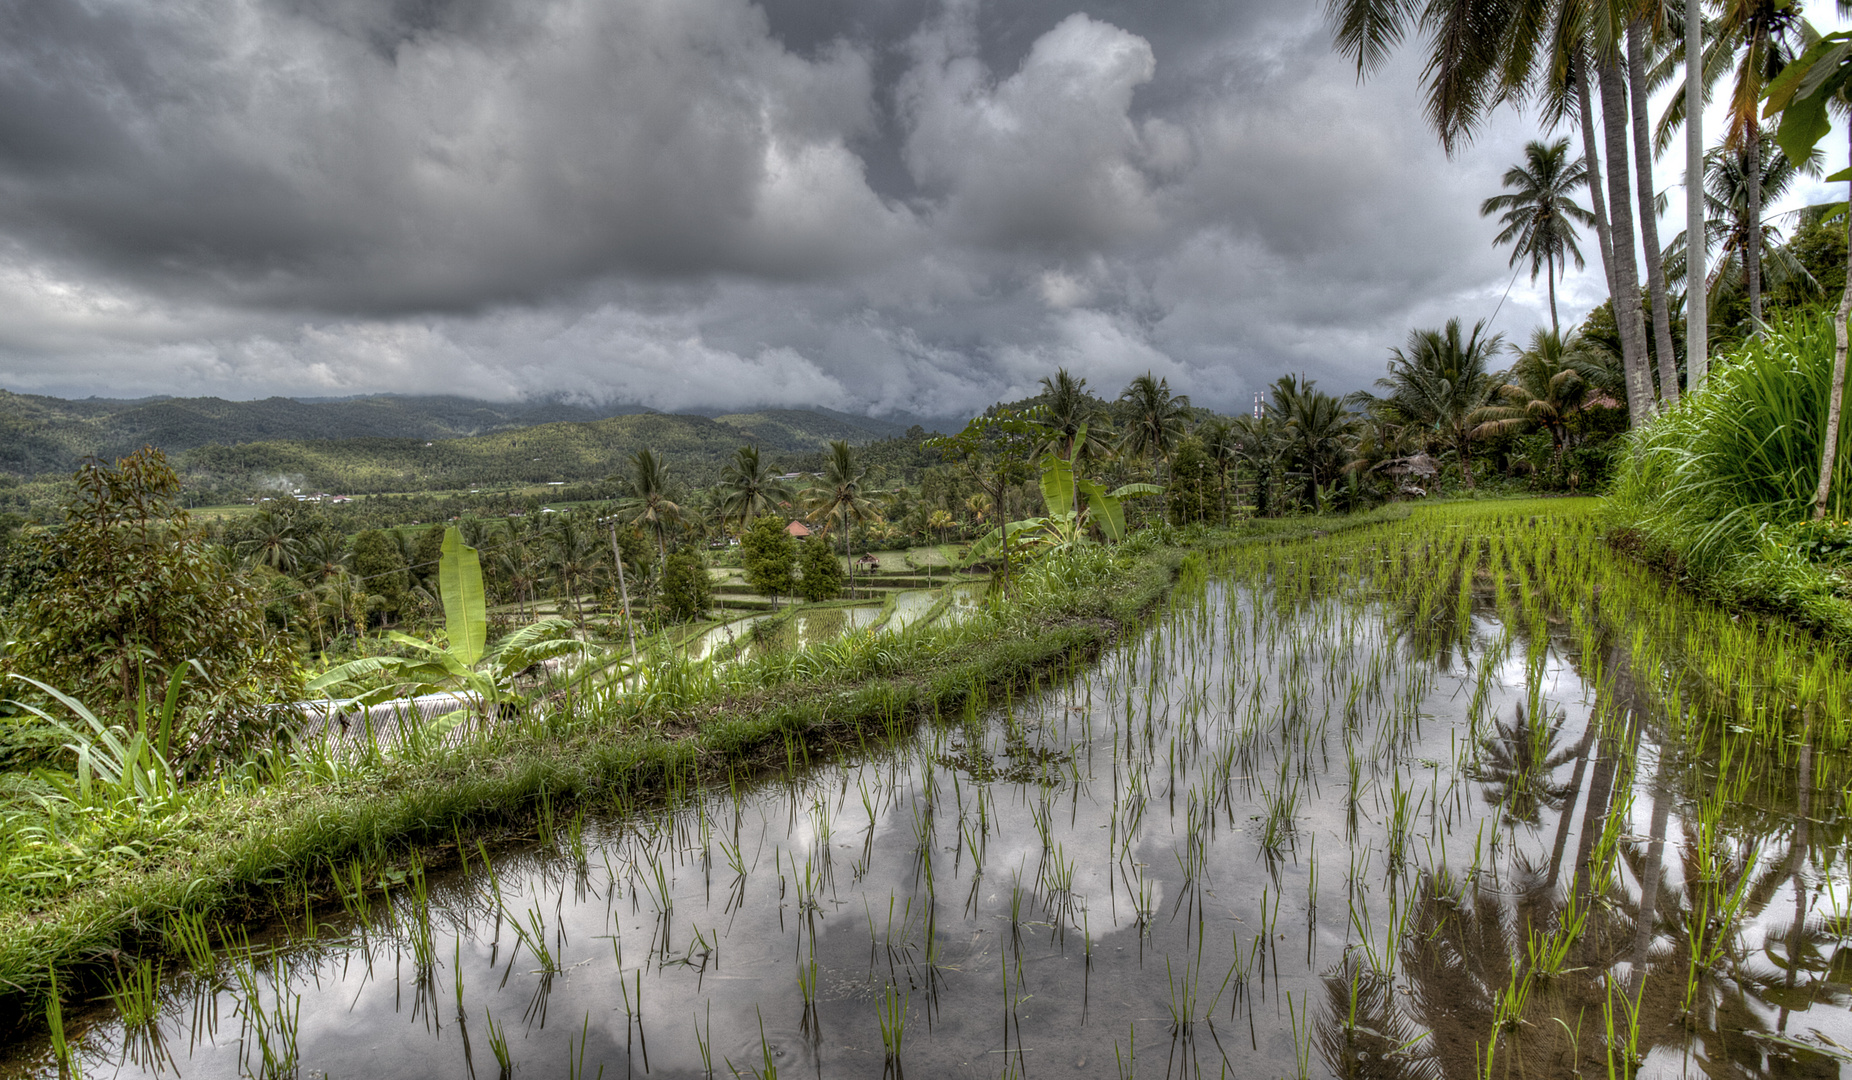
left=11, top=505, right=1852, bottom=1079
left=686, top=583, right=990, bottom=662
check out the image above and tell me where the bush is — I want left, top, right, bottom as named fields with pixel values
left=658, top=549, right=712, bottom=622
left=4, top=449, right=301, bottom=760
left=795, top=536, right=844, bottom=601
left=740, top=516, right=796, bottom=607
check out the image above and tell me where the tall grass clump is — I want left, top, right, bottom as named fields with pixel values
left=1609, top=312, right=1852, bottom=639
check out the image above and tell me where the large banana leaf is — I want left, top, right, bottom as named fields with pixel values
left=1077, top=479, right=1122, bottom=542
left=1040, top=454, right=1079, bottom=518
left=440, top=527, right=487, bottom=667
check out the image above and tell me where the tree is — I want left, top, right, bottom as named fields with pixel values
left=238, top=506, right=301, bottom=574
left=927, top=412, right=1040, bottom=593
left=617, top=447, right=684, bottom=563
left=296, top=528, right=349, bottom=586
left=1359, top=319, right=1504, bottom=488
left=550, top=516, right=599, bottom=626
left=7, top=448, right=300, bottom=759
left=1628, top=13, right=1681, bottom=406
left=1686, top=131, right=1817, bottom=327
left=1470, top=329, right=1605, bottom=456
left=1117, top=373, right=1192, bottom=516
left=1229, top=413, right=1283, bottom=518
left=1201, top=419, right=1242, bottom=524
left=718, top=445, right=792, bottom=531
left=1033, top=368, right=1114, bottom=464
left=1480, top=138, right=1596, bottom=333
left=1704, top=0, right=1808, bottom=325
left=805, top=441, right=876, bottom=598
left=1271, top=377, right=1357, bottom=507
left=659, top=549, right=713, bottom=622
left=349, top=529, right=411, bottom=626
left=795, top=536, right=844, bottom=602
left=1323, top=0, right=1659, bottom=424
left=1165, top=436, right=1216, bottom=525
left=740, top=515, right=797, bottom=610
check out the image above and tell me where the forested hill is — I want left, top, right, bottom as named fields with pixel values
left=0, top=391, right=663, bottom=474
left=0, top=391, right=916, bottom=489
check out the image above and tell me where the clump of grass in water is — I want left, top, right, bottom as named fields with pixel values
left=104, top=956, right=160, bottom=1030
left=877, top=983, right=908, bottom=1074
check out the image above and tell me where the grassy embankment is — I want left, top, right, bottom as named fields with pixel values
left=0, top=507, right=1403, bottom=1032
left=1609, top=313, right=1852, bottom=645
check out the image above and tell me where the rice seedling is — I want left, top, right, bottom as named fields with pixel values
left=511, top=902, right=560, bottom=974
left=104, top=956, right=160, bottom=1030
left=166, top=908, right=218, bottom=979
left=45, top=970, right=80, bottom=1080
left=877, top=983, right=908, bottom=1071
left=485, top=1008, right=513, bottom=1078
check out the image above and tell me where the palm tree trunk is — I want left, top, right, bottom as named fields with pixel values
left=1576, top=50, right=1618, bottom=299
left=1747, top=99, right=1764, bottom=325
left=1685, top=0, right=1708, bottom=388
left=1597, top=48, right=1658, bottom=426
left=842, top=504, right=853, bottom=599
left=1628, top=19, right=1679, bottom=406
left=1816, top=134, right=1850, bottom=521
left=1547, top=248, right=1559, bottom=334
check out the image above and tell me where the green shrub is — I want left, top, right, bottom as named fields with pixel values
left=741, top=516, right=796, bottom=607
left=795, top=536, right=844, bottom=601
left=658, top=549, right=712, bottom=622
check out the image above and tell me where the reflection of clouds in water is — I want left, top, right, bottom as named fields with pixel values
left=56, top=575, right=1840, bottom=1080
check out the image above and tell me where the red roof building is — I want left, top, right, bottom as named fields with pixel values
left=786, top=520, right=811, bottom=538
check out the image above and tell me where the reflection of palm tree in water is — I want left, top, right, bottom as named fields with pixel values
left=1473, top=702, right=1578, bottom=826
left=1317, top=729, right=1852, bottom=1080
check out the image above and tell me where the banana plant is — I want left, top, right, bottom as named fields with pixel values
left=306, top=528, right=601, bottom=722
left=969, top=427, right=1160, bottom=562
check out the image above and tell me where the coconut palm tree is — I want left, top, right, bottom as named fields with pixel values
left=617, top=448, right=683, bottom=564
left=1034, top=368, right=1114, bottom=464
left=1200, top=419, right=1242, bottom=525
left=718, top=445, right=793, bottom=531
left=1666, top=131, right=1820, bottom=327
left=1361, top=319, right=1505, bottom=489
left=1688, top=0, right=1807, bottom=324
left=1117, top=373, right=1192, bottom=514
left=805, top=440, right=876, bottom=597
left=1324, top=0, right=1661, bottom=423
left=495, top=519, right=543, bottom=621
left=551, top=516, right=599, bottom=627
left=1470, top=329, right=1607, bottom=457
left=1228, top=413, right=1283, bottom=518
left=1481, top=139, right=1596, bottom=334
left=1269, top=376, right=1357, bottom=508
left=239, top=506, right=301, bottom=573
left=296, top=529, right=350, bottom=585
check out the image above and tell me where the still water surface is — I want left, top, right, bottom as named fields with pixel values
left=7, top=561, right=1849, bottom=1079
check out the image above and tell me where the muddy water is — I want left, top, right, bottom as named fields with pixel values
left=9, top=571, right=1851, bottom=1079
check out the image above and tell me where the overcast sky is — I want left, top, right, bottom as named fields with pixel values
left=2, top=0, right=1846, bottom=421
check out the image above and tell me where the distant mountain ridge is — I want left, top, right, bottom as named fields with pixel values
left=0, top=390, right=928, bottom=492
left=0, top=391, right=923, bottom=480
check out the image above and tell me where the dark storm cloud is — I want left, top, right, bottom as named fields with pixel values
left=0, top=0, right=1561, bottom=416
